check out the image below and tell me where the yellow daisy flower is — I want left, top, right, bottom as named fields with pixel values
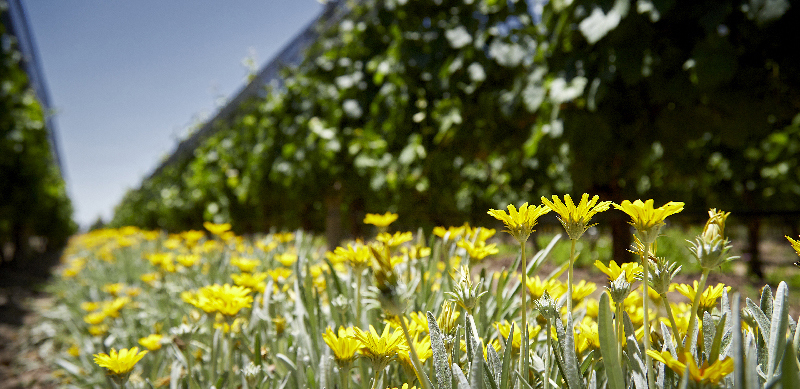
left=203, top=222, right=231, bottom=236
left=376, top=231, right=414, bottom=247
left=363, top=212, right=399, bottom=227
left=351, top=325, right=408, bottom=370
left=541, top=194, right=612, bottom=240
left=675, top=282, right=730, bottom=312
left=787, top=235, right=800, bottom=257
left=613, top=199, right=684, bottom=244
left=647, top=350, right=733, bottom=385
left=487, top=202, right=550, bottom=243
left=93, top=347, right=148, bottom=375
left=138, top=334, right=164, bottom=351
left=322, top=326, right=361, bottom=367
left=456, top=240, right=499, bottom=261
left=231, top=272, right=268, bottom=293
left=176, top=254, right=201, bottom=267
left=594, top=259, right=642, bottom=284
left=230, top=256, right=260, bottom=272
left=182, top=284, right=253, bottom=317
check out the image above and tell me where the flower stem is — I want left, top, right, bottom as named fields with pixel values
left=567, top=239, right=576, bottom=313
left=355, top=270, right=363, bottom=326
left=520, top=240, right=528, bottom=387
left=641, top=244, right=654, bottom=389
left=616, top=303, right=624, bottom=364
left=370, top=368, right=381, bottom=389
left=520, top=241, right=527, bottom=335
left=685, top=268, right=710, bottom=352
left=543, top=318, right=551, bottom=389
left=661, top=293, right=684, bottom=354
left=399, top=317, right=433, bottom=389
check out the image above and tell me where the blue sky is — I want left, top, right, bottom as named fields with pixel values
left=24, top=0, right=323, bottom=228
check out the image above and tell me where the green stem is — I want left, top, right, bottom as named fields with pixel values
left=641, top=244, right=654, bottom=389
left=370, top=368, right=381, bottom=389
left=519, top=240, right=528, bottom=388
left=661, top=293, right=684, bottom=354
left=340, top=365, right=350, bottom=389
left=355, top=269, right=363, bottom=327
left=399, top=317, right=433, bottom=389
left=685, top=268, right=710, bottom=352
left=520, top=241, right=527, bottom=336
left=616, top=303, right=624, bottom=364
left=543, top=318, right=551, bottom=389
left=567, top=239, right=576, bottom=313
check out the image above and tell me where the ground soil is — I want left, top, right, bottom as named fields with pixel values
left=0, top=252, right=61, bottom=389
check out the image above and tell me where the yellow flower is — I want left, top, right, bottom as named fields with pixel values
left=594, top=259, right=642, bottom=284
left=231, top=272, right=268, bottom=293
left=787, top=235, right=800, bottom=257
left=101, top=297, right=131, bottom=318
left=401, top=245, right=431, bottom=261
left=433, top=225, right=467, bottom=240
left=575, top=318, right=600, bottom=354
left=230, top=256, right=260, bottom=272
left=67, top=344, right=81, bottom=357
left=376, top=231, right=414, bottom=247
left=256, top=240, right=278, bottom=253
left=323, top=327, right=361, bottom=366
left=140, top=272, right=160, bottom=287
left=81, top=301, right=100, bottom=311
left=88, top=324, right=109, bottom=336
left=102, top=283, right=125, bottom=296
left=203, top=222, right=231, bottom=236
left=214, top=317, right=245, bottom=333
left=647, top=350, right=733, bottom=385
left=571, top=280, right=597, bottom=302
left=675, top=282, right=730, bottom=312
left=138, top=334, right=164, bottom=351
left=272, top=316, right=286, bottom=334
left=176, top=254, right=201, bottom=267
left=351, top=325, right=408, bottom=369
left=182, top=284, right=253, bottom=317
left=494, top=320, right=540, bottom=351
left=332, top=243, right=372, bottom=271
left=541, top=194, right=612, bottom=240
left=488, top=202, right=550, bottom=243
left=93, top=347, right=148, bottom=375
left=437, top=301, right=461, bottom=335
left=266, top=268, right=293, bottom=283
left=275, top=252, right=298, bottom=267
left=387, top=384, right=417, bottom=389
left=466, top=225, right=496, bottom=242
left=613, top=199, right=684, bottom=244
left=525, top=276, right=566, bottom=300
left=363, top=212, right=399, bottom=227
left=201, top=240, right=221, bottom=253
left=397, top=334, right=432, bottom=374
left=181, top=230, right=205, bottom=247
left=273, top=232, right=294, bottom=243
left=456, top=240, right=499, bottom=261
left=84, top=311, right=106, bottom=325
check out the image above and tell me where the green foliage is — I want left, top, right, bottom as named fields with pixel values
left=0, top=11, right=75, bottom=263
left=113, top=0, right=800, bottom=245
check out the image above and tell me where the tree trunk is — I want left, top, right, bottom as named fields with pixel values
left=611, top=216, right=633, bottom=263
left=324, top=182, right=344, bottom=251
left=747, top=216, right=764, bottom=280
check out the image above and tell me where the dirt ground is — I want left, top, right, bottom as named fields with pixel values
left=0, top=253, right=61, bottom=389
